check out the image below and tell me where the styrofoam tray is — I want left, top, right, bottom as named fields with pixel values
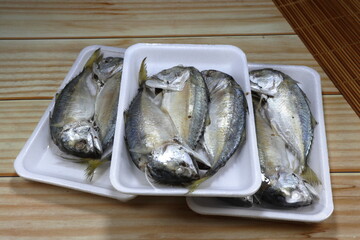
left=14, top=45, right=135, bottom=202
left=186, top=63, right=334, bottom=222
left=110, top=43, right=262, bottom=197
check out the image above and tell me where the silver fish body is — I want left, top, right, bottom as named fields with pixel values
left=249, top=69, right=316, bottom=173
left=50, top=66, right=102, bottom=158
left=146, top=66, right=209, bottom=149
left=201, top=70, right=247, bottom=178
left=254, top=100, right=318, bottom=208
left=125, top=87, right=200, bottom=185
left=94, top=70, right=122, bottom=157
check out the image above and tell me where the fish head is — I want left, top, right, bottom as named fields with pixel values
left=249, top=68, right=283, bottom=96
left=146, top=143, right=200, bottom=185
left=260, top=172, right=318, bottom=208
left=59, top=122, right=102, bottom=158
left=93, top=57, right=123, bottom=81
left=201, top=70, right=232, bottom=93
left=145, top=66, right=190, bottom=91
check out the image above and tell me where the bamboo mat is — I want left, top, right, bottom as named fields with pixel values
left=273, top=0, right=360, bottom=117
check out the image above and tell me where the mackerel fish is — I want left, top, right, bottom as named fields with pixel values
left=50, top=50, right=124, bottom=179
left=249, top=69, right=317, bottom=175
left=190, top=70, right=247, bottom=189
left=145, top=66, right=209, bottom=149
left=254, top=99, right=318, bottom=208
left=124, top=60, right=201, bottom=185
left=94, top=66, right=123, bottom=159
left=50, top=49, right=102, bottom=158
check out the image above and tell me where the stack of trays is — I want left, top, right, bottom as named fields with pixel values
left=14, top=44, right=333, bottom=222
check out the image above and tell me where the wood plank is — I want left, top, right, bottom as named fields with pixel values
left=0, top=36, right=338, bottom=100
left=0, top=173, right=359, bottom=239
left=273, top=0, right=360, bottom=117
left=1, top=95, right=359, bottom=176
left=324, top=96, right=360, bottom=172
left=0, top=0, right=293, bottom=39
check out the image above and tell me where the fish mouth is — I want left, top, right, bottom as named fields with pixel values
left=146, top=164, right=200, bottom=186
left=258, top=173, right=317, bottom=208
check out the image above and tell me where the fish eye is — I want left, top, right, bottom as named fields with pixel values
left=75, top=140, right=87, bottom=150
left=179, top=162, right=187, bottom=167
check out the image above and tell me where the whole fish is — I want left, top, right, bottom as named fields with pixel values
left=94, top=72, right=122, bottom=158
left=249, top=69, right=317, bottom=175
left=125, top=60, right=200, bottom=185
left=50, top=49, right=102, bottom=158
left=93, top=57, right=123, bottom=85
left=189, top=70, right=247, bottom=190
left=253, top=101, right=318, bottom=208
left=145, top=66, right=209, bottom=149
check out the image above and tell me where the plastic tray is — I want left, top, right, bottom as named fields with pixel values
left=186, top=63, right=334, bottom=222
left=110, top=43, right=262, bottom=197
left=14, top=45, right=135, bottom=202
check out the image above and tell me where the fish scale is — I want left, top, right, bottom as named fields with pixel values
left=198, top=70, right=247, bottom=184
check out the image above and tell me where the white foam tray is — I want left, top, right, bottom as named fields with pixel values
left=110, top=43, right=262, bottom=197
left=186, top=63, right=334, bottom=222
left=14, top=45, right=135, bottom=202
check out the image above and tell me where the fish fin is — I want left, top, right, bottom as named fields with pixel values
left=204, top=112, right=211, bottom=126
left=123, top=110, right=128, bottom=123
left=152, top=91, right=163, bottom=106
left=144, top=166, right=161, bottom=189
left=59, top=155, right=105, bottom=182
left=187, top=176, right=210, bottom=193
left=255, top=94, right=267, bottom=111
left=129, top=146, right=152, bottom=154
left=182, top=142, right=212, bottom=168
left=138, top=57, right=148, bottom=86
left=85, top=159, right=105, bottom=181
left=101, top=145, right=113, bottom=161
left=244, top=93, right=249, bottom=113
left=301, top=165, right=321, bottom=186
left=49, top=121, right=65, bottom=128
left=84, top=48, right=102, bottom=69
left=311, top=114, right=318, bottom=127
left=304, top=181, right=320, bottom=200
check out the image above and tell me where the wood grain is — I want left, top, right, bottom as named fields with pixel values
left=0, top=173, right=359, bottom=239
left=1, top=96, right=359, bottom=176
left=324, top=96, right=360, bottom=172
left=273, top=0, right=360, bottom=117
left=0, top=0, right=358, bottom=238
left=0, top=0, right=294, bottom=39
left=0, top=36, right=339, bottom=100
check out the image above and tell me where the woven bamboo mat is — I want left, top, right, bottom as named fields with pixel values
left=273, top=0, right=360, bottom=117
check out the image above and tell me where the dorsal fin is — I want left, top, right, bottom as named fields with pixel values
left=84, top=48, right=102, bottom=69
left=138, top=57, right=148, bottom=86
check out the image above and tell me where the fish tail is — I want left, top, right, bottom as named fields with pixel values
left=187, top=176, right=210, bottom=193
left=59, top=155, right=106, bottom=181
left=85, top=159, right=106, bottom=181
left=84, top=48, right=102, bottom=69
left=301, top=165, right=321, bottom=186
left=138, top=57, right=148, bottom=86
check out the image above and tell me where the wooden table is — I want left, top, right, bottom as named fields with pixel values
left=1, top=1, right=359, bottom=239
